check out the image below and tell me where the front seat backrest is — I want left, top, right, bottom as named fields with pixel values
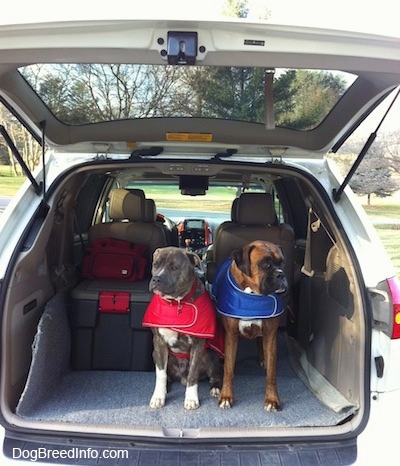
left=210, top=192, right=294, bottom=292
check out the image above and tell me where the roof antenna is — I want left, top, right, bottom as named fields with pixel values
left=265, top=69, right=275, bottom=130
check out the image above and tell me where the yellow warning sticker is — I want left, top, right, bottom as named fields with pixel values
left=166, top=133, right=213, bottom=142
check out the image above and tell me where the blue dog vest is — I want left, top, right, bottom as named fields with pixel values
left=212, top=259, right=284, bottom=320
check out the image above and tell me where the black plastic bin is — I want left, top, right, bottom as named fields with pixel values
left=70, top=280, right=154, bottom=371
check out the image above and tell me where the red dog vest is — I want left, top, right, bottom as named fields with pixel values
left=142, top=280, right=224, bottom=357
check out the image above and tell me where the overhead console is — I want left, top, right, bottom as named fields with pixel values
left=162, top=162, right=216, bottom=176
left=179, top=175, right=209, bottom=196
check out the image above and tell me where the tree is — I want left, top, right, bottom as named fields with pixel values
left=221, top=0, right=250, bottom=18
left=19, top=65, right=348, bottom=131
left=183, top=67, right=346, bottom=129
left=188, top=67, right=265, bottom=121
left=381, top=130, right=400, bottom=173
left=221, top=0, right=270, bottom=20
left=348, top=139, right=400, bottom=205
left=276, top=70, right=347, bottom=129
left=0, top=103, right=42, bottom=174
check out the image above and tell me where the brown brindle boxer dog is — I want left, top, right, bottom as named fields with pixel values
left=212, top=240, right=288, bottom=411
left=142, top=247, right=223, bottom=410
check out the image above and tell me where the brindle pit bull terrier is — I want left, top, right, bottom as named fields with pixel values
left=142, top=247, right=223, bottom=410
left=212, top=240, right=288, bottom=412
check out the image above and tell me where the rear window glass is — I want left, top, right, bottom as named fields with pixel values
left=19, top=64, right=355, bottom=130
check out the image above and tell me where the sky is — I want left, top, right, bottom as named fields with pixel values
left=1, top=0, right=399, bottom=37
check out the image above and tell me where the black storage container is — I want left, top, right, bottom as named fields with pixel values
left=70, top=280, right=154, bottom=371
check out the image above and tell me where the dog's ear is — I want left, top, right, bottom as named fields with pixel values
left=269, top=243, right=285, bottom=264
left=276, top=245, right=285, bottom=262
left=153, top=248, right=162, bottom=260
left=186, top=251, right=203, bottom=270
left=231, top=245, right=252, bottom=277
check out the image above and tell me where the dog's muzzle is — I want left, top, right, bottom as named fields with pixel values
left=270, top=268, right=288, bottom=295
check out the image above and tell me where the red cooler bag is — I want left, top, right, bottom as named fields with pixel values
left=82, top=237, right=148, bottom=281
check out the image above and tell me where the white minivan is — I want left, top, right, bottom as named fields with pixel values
left=0, top=18, right=399, bottom=465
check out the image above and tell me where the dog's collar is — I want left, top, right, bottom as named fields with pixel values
left=169, top=349, right=191, bottom=359
left=212, top=259, right=284, bottom=320
left=160, top=278, right=198, bottom=311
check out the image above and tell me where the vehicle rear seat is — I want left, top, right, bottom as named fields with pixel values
left=207, top=192, right=295, bottom=294
left=88, top=188, right=169, bottom=260
left=69, top=187, right=170, bottom=372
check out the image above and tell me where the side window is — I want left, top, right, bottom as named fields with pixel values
left=275, top=177, right=308, bottom=239
left=272, top=190, right=285, bottom=224
left=74, top=174, right=111, bottom=232
left=101, top=181, right=122, bottom=223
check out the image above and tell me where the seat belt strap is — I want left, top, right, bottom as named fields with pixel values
left=301, top=207, right=319, bottom=277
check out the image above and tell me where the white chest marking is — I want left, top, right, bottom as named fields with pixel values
left=159, top=328, right=179, bottom=346
left=237, top=286, right=262, bottom=334
left=243, top=286, right=254, bottom=293
left=238, top=319, right=262, bottom=335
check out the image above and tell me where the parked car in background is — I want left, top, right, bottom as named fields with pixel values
left=0, top=18, right=399, bottom=465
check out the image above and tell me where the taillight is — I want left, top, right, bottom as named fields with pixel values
left=388, top=276, right=400, bottom=339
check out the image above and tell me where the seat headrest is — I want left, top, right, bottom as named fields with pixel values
left=109, top=188, right=145, bottom=221
left=144, top=199, right=157, bottom=223
left=231, top=197, right=239, bottom=222
left=236, top=193, right=277, bottom=225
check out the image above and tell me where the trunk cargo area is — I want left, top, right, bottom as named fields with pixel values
left=15, top=282, right=358, bottom=432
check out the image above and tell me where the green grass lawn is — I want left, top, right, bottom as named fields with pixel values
left=374, top=225, right=400, bottom=273
left=0, top=165, right=25, bottom=196
left=1, top=165, right=399, bottom=276
left=362, top=194, right=400, bottom=276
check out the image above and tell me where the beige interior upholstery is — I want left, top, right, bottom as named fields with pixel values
left=144, top=199, right=157, bottom=223
left=88, top=188, right=169, bottom=259
left=208, top=192, right=295, bottom=291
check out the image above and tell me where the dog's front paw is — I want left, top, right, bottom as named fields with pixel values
left=210, top=387, right=220, bottom=398
left=184, top=384, right=199, bottom=410
left=264, top=400, right=281, bottom=412
left=149, top=394, right=166, bottom=409
left=218, top=395, right=234, bottom=409
left=184, top=397, right=200, bottom=410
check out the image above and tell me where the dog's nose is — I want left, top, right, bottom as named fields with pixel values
left=150, top=276, right=163, bottom=291
left=274, top=269, right=285, bottom=280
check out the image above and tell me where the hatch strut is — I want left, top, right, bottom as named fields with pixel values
left=332, top=87, right=400, bottom=202
left=0, top=124, right=43, bottom=196
left=40, top=120, right=47, bottom=198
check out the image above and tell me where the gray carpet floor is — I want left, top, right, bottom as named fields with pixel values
left=16, top=290, right=357, bottom=429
